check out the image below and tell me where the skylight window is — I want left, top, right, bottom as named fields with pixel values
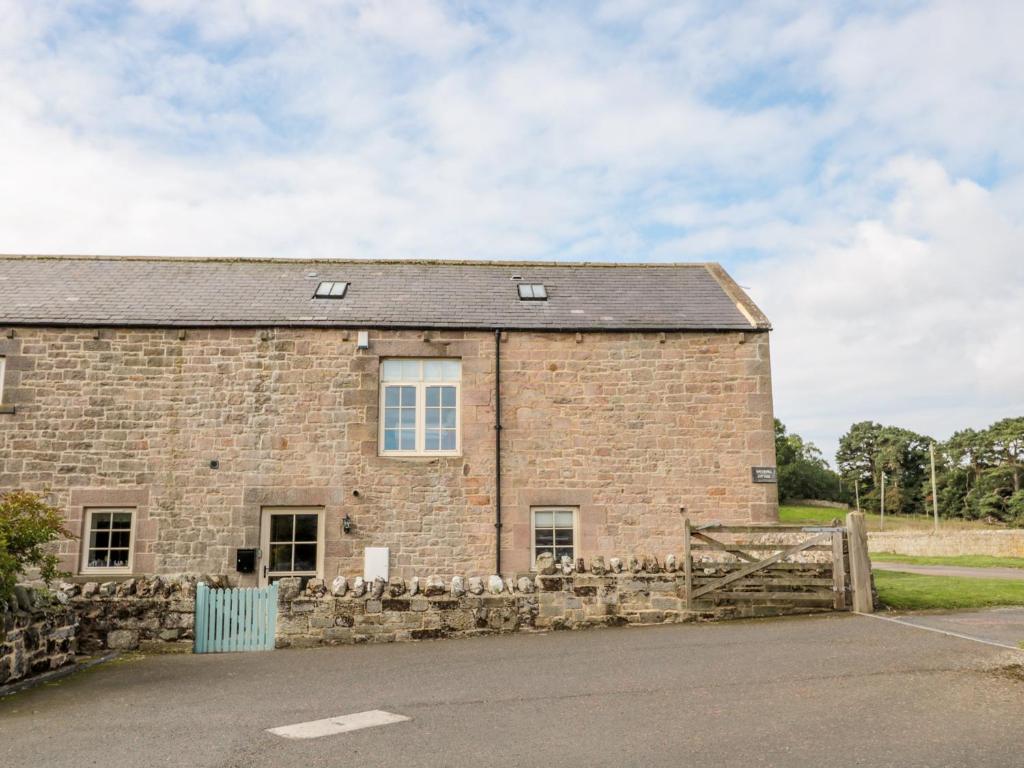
left=517, top=284, right=547, bottom=301
left=314, top=281, right=348, bottom=299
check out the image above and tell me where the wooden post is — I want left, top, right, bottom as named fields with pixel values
left=930, top=442, right=939, bottom=533
left=683, top=517, right=693, bottom=610
left=846, top=511, right=874, bottom=613
left=831, top=531, right=847, bottom=610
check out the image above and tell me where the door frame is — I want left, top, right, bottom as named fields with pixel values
left=258, top=506, right=327, bottom=586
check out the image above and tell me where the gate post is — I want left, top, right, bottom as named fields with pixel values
left=846, top=512, right=874, bottom=614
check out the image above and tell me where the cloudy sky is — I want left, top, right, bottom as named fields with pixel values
left=1, top=1, right=1022, bottom=460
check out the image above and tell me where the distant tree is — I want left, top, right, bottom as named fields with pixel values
left=775, top=419, right=843, bottom=502
left=836, top=422, right=931, bottom=515
left=838, top=416, right=1024, bottom=524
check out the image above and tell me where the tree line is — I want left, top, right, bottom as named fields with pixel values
left=775, top=416, right=1024, bottom=523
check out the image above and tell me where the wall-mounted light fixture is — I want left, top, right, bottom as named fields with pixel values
left=356, top=330, right=369, bottom=349
left=342, top=514, right=353, bottom=534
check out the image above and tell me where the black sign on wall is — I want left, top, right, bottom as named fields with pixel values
left=751, top=466, right=778, bottom=484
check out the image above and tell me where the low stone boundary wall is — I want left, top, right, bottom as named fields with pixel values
left=276, top=555, right=839, bottom=648
left=1, top=588, right=78, bottom=686
left=59, top=576, right=204, bottom=653
left=786, top=499, right=849, bottom=510
left=869, top=530, right=1024, bottom=558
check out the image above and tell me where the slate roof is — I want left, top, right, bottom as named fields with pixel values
left=0, top=256, right=770, bottom=332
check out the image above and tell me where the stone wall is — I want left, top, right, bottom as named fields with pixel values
left=0, top=326, right=776, bottom=582
left=60, top=576, right=202, bottom=653
left=275, top=554, right=837, bottom=648
left=1, top=589, right=78, bottom=686
left=869, top=530, right=1024, bottom=558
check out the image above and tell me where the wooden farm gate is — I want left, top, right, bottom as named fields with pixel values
left=681, top=521, right=851, bottom=611
left=194, top=583, right=278, bottom=653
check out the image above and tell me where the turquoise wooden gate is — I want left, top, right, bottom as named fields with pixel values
left=194, top=583, right=278, bottom=653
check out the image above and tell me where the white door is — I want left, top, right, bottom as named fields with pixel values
left=259, top=507, right=325, bottom=587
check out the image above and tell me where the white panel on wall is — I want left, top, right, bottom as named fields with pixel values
left=364, top=547, right=390, bottom=581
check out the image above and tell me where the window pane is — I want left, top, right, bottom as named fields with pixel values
left=424, top=360, right=444, bottom=381
left=270, top=515, right=293, bottom=542
left=425, top=408, right=439, bottom=428
left=92, top=513, right=112, bottom=530
left=109, top=551, right=130, bottom=567
left=426, top=387, right=440, bottom=407
left=269, top=544, right=292, bottom=571
left=555, top=529, right=573, bottom=546
left=384, top=410, right=399, bottom=428
left=315, top=282, right=331, bottom=297
left=111, top=513, right=132, bottom=529
left=441, top=431, right=456, bottom=451
left=441, top=408, right=456, bottom=428
left=441, top=386, right=456, bottom=407
left=329, top=282, right=347, bottom=296
left=555, top=546, right=573, bottom=561
left=424, top=429, right=440, bottom=451
left=442, top=360, right=461, bottom=379
left=110, top=531, right=131, bottom=548
left=534, top=511, right=553, bottom=526
left=384, top=430, right=398, bottom=450
left=533, top=284, right=547, bottom=298
left=535, top=529, right=554, bottom=547
left=400, top=385, right=416, bottom=406
left=400, top=360, right=421, bottom=380
left=293, top=544, right=317, bottom=572
left=399, top=430, right=416, bottom=450
left=400, top=407, right=416, bottom=427
left=294, top=514, right=318, bottom=541
left=555, top=511, right=575, bottom=526
left=384, top=386, right=400, bottom=406
left=381, top=361, right=402, bottom=381
left=88, top=550, right=109, bottom=567
left=91, top=531, right=110, bottom=549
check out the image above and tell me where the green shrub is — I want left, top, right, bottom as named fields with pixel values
left=0, top=490, right=72, bottom=603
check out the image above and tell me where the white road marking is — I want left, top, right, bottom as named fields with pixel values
left=267, top=710, right=410, bottom=739
left=859, top=612, right=1024, bottom=652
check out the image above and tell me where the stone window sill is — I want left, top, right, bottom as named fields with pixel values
left=0, top=404, right=14, bottom=414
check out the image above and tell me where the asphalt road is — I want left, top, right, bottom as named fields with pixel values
left=3, top=613, right=1023, bottom=768
left=890, top=607, right=1024, bottom=648
left=873, top=561, right=1024, bottom=580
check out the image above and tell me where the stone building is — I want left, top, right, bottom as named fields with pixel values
left=0, top=256, right=776, bottom=585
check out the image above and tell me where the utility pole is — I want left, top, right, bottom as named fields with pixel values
left=930, top=442, right=939, bottom=532
left=880, top=472, right=886, bottom=531
left=855, top=477, right=861, bottom=512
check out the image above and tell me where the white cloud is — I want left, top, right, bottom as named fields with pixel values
left=0, top=1, right=1021, bottom=457
left=744, top=157, right=1024, bottom=458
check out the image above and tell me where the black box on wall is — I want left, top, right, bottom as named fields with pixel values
left=235, top=548, right=257, bottom=573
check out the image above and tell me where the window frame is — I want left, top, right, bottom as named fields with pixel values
left=530, top=507, right=579, bottom=568
left=259, top=506, right=326, bottom=587
left=313, top=281, right=348, bottom=299
left=517, top=283, right=547, bottom=301
left=378, top=358, right=462, bottom=458
left=80, top=507, right=136, bottom=575
left=0, top=356, right=5, bottom=402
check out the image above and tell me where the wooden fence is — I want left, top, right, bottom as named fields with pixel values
left=194, top=583, right=278, bottom=653
left=681, top=512, right=873, bottom=613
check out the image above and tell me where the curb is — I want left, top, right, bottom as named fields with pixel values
left=0, top=652, right=120, bottom=698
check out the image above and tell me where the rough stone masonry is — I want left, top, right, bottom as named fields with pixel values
left=0, top=257, right=777, bottom=584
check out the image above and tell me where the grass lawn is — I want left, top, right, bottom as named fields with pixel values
left=779, top=505, right=1006, bottom=532
left=873, top=570, right=1024, bottom=611
left=871, top=553, right=1024, bottom=569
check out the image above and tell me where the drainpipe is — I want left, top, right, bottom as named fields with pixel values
left=494, top=328, right=503, bottom=575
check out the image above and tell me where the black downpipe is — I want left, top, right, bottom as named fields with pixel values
left=494, top=329, right=503, bottom=575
